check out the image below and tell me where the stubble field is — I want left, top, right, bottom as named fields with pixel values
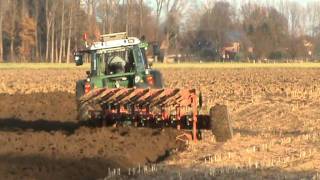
left=0, top=65, right=320, bottom=179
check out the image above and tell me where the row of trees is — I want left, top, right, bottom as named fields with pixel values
left=180, top=0, right=320, bottom=60
left=0, top=0, right=81, bottom=62
left=0, top=0, right=163, bottom=62
left=1, top=0, right=320, bottom=62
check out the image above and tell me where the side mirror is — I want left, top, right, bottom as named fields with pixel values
left=74, top=52, right=83, bottom=66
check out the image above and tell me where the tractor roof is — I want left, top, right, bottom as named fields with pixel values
left=88, top=32, right=141, bottom=51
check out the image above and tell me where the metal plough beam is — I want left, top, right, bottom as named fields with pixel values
left=80, top=88, right=199, bottom=141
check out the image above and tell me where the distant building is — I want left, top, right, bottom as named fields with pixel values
left=303, top=40, right=313, bottom=57
left=221, top=42, right=240, bottom=60
left=220, top=30, right=252, bottom=60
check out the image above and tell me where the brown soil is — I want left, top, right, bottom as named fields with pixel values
left=0, top=92, right=184, bottom=180
left=1, top=68, right=320, bottom=179
left=0, top=92, right=76, bottom=121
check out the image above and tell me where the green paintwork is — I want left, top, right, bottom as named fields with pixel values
left=139, top=42, right=149, bottom=50
left=82, top=44, right=149, bottom=90
left=90, top=72, right=135, bottom=89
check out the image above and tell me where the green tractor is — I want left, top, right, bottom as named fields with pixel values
left=74, top=32, right=163, bottom=99
left=74, top=32, right=233, bottom=142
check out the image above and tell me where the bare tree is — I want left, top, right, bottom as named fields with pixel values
left=113, top=0, right=122, bottom=33
left=155, top=0, right=164, bottom=40
left=307, top=1, right=320, bottom=37
left=139, top=0, right=144, bottom=37
left=45, top=0, right=57, bottom=62
left=0, top=0, right=10, bottom=62
left=19, top=16, right=36, bottom=61
left=126, top=0, right=130, bottom=34
left=5, top=0, right=17, bottom=61
left=0, top=0, right=317, bottom=62
left=287, top=2, right=303, bottom=36
left=51, top=15, right=56, bottom=63
left=101, top=0, right=108, bottom=34
left=59, top=0, right=65, bottom=63
left=163, top=0, right=188, bottom=52
left=34, top=0, right=40, bottom=61
left=85, top=0, right=96, bottom=16
left=66, top=1, right=75, bottom=64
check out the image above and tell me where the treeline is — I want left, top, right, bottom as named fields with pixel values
left=1, top=0, right=320, bottom=62
left=0, top=0, right=159, bottom=63
left=179, top=0, right=320, bottom=61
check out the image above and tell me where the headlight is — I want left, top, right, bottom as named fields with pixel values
left=135, top=76, right=141, bottom=83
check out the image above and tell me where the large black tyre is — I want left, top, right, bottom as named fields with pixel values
left=77, top=104, right=91, bottom=122
left=76, top=80, right=85, bottom=100
left=210, top=104, right=233, bottom=142
left=150, top=70, right=163, bottom=89
left=75, top=80, right=90, bottom=121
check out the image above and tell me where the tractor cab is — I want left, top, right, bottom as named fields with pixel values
left=74, top=32, right=163, bottom=98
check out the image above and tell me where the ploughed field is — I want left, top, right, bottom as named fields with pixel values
left=0, top=68, right=320, bottom=179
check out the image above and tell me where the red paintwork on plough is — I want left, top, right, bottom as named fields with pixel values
left=79, top=88, right=199, bottom=141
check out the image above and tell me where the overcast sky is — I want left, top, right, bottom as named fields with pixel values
left=145, top=0, right=318, bottom=13
left=295, top=0, right=315, bottom=4
left=199, top=0, right=317, bottom=7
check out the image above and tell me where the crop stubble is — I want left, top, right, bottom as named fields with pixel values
left=0, top=68, right=320, bottom=179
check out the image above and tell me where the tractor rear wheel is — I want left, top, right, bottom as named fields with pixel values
left=210, top=104, right=233, bottom=142
left=76, top=80, right=90, bottom=121
left=76, top=80, right=85, bottom=100
left=150, top=70, right=163, bottom=89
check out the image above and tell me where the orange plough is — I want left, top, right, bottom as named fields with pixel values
left=79, top=88, right=199, bottom=141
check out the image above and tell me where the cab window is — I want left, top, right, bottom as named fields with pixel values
left=133, top=45, right=145, bottom=72
left=96, top=48, right=135, bottom=75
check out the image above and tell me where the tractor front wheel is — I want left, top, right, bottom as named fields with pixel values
left=210, top=104, right=233, bottom=142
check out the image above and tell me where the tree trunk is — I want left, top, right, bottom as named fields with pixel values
left=139, top=0, right=143, bottom=37
left=55, top=37, right=58, bottom=62
left=35, top=0, right=39, bottom=61
left=107, top=1, right=111, bottom=33
left=62, top=38, right=66, bottom=58
left=10, top=1, right=16, bottom=62
left=155, top=0, right=164, bottom=41
left=108, top=8, right=112, bottom=33
left=103, top=1, right=108, bottom=34
left=126, top=0, right=129, bottom=34
left=0, top=16, right=3, bottom=62
left=51, top=21, right=55, bottom=63
left=46, top=26, right=50, bottom=62
left=45, top=0, right=50, bottom=61
left=59, top=0, right=65, bottom=63
left=66, top=6, right=73, bottom=64
left=10, top=37, right=14, bottom=61
left=39, top=33, right=42, bottom=61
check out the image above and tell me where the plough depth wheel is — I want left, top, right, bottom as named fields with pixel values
left=210, top=105, right=233, bottom=142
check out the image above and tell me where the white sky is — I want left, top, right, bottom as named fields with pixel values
left=144, top=0, right=319, bottom=20
left=295, top=0, right=315, bottom=5
left=145, top=0, right=317, bottom=9
left=144, top=0, right=319, bottom=17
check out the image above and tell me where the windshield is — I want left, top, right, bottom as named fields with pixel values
left=132, top=45, right=146, bottom=72
left=93, top=47, right=135, bottom=75
left=89, top=46, right=145, bottom=76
